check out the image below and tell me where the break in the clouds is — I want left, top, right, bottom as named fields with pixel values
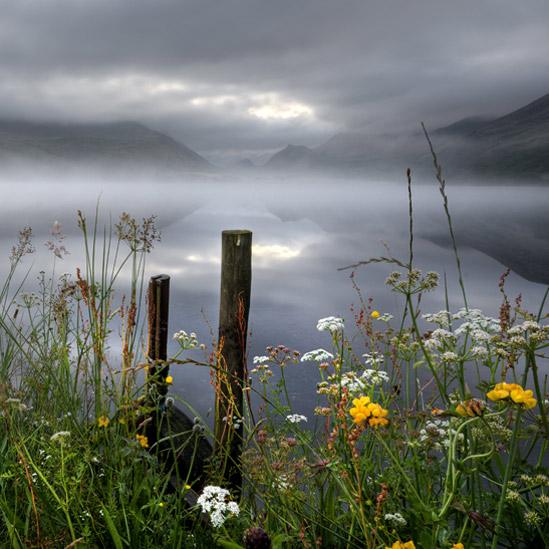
left=1, top=0, right=549, bottom=160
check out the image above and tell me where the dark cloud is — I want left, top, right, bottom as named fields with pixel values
left=1, top=0, right=548, bottom=159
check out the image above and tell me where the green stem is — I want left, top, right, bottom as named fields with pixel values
left=491, top=408, right=522, bottom=549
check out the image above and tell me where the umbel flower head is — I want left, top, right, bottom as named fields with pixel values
left=197, top=485, right=240, bottom=528
left=349, top=396, right=389, bottom=428
left=486, top=382, right=537, bottom=409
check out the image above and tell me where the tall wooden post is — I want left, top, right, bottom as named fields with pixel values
left=146, top=274, right=170, bottom=444
left=215, top=230, right=252, bottom=490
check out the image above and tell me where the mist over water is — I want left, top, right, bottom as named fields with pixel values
left=0, top=172, right=547, bottom=418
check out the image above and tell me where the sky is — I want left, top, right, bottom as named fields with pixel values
left=1, top=0, right=549, bottom=162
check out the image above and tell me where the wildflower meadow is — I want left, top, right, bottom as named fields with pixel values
left=0, top=170, right=548, bottom=548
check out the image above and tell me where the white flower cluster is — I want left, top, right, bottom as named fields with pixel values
left=384, top=512, right=407, bottom=527
left=338, top=372, right=366, bottom=394
left=222, top=415, right=243, bottom=430
left=316, top=316, right=344, bottom=333
left=197, top=485, right=240, bottom=528
left=418, top=419, right=463, bottom=452
left=508, top=320, right=543, bottom=335
left=363, top=352, right=384, bottom=366
left=453, top=308, right=500, bottom=338
left=361, top=369, right=390, bottom=386
left=50, top=431, right=71, bottom=443
left=286, top=414, right=307, bottom=424
left=422, top=310, right=452, bottom=328
left=301, top=348, right=334, bottom=363
left=253, top=355, right=270, bottom=364
left=173, top=330, right=203, bottom=350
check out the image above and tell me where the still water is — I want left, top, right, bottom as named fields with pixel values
left=0, top=173, right=547, bottom=418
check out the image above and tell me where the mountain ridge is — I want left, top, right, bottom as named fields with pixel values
left=264, top=91, right=549, bottom=181
left=0, top=119, right=209, bottom=173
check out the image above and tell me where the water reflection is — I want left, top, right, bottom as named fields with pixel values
left=0, top=173, right=547, bottom=418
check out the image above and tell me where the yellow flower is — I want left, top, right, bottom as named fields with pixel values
left=385, top=541, right=416, bottom=549
left=165, top=375, right=173, bottom=384
left=510, top=388, right=533, bottom=404
left=371, top=310, right=381, bottom=319
left=487, top=382, right=537, bottom=409
left=97, top=416, right=110, bottom=428
left=158, top=502, right=165, bottom=508
left=452, top=543, right=464, bottom=549
left=349, top=396, right=372, bottom=424
left=350, top=397, right=389, bottom=427
left=136, top=434, right=149, bottom=449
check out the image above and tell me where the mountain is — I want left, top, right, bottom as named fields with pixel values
left=264, top=92, right=549, bottom=181
left=434, top=116, right=494, bottom=136
left=0, top=119, right=209, bottom=173
left=264, top=144, right=316, bottom=169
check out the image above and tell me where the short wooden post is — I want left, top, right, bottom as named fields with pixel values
left=215, top=230, right=252, bottom=490
left=146, top=274, right=170, bottom=444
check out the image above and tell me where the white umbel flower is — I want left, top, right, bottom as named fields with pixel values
left=197, top=485, right=240, bottom=528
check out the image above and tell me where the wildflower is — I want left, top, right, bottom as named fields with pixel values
left=486, top=382, right=537, bottom=409
left=314, top=406, right=332, bottom=416
left=197, top=485, right=240, bottom=528
left=363, top=352, right=384, bottom=366
left=441, top=351, right=459, bottom=362
left=384, top=512, right=407, bottom=527
left=316, top=316, right=344, bottom=333
left=222, top=415, right=243, bottom=429
left=452, top=544, right=464, bottom=549
left=385, top=542, right=415, bottom=549
left=253, top=355, right=270, bottom=365
left=419, top=419, right=463, bottom=451
left=301, top=348, right=334, bottom=363
left=455, top=399, right=485, bottom=417
left=136, top=434, right=149, bottom=448
left=523, top=510, right=541, bottom=527
left=349, top=396, right=389, bottom=428
left=50, top=431, right=70, bottom=443
left=286, top=414, right=307, bottom=424
left=173, top=330, right=200, bottom=349
left=371, top=310, right=380, bottom=319
left=97, top=416, right=110, bottom=428
left=243, top=527, right=271, bottom=549
left=165, top=375, right=173, bottom=384
left=505, top=490, right=520, bottom=502
left=470, top=346, right=488, bottom=359
left=422, top=310, right=451, bottom=328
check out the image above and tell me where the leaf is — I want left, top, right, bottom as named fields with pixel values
left=272, top=533, right=294, bottom=549
left=100, top=505, right=126, bottom=549
left=216, top=539, right=244, bottom=549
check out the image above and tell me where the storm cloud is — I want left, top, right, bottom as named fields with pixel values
left=1, top=0, right=549, bottom=161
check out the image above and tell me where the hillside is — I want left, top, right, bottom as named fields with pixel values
left=0, top=120, right=209, bottom=173
left=264, top=92, right=549, bottom=181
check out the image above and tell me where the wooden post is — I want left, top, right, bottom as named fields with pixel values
left=147, top=274, right=170, bottom=372
left=146, top=274, right=170, bottom=444
left=215, top=230, right=252, bottom=490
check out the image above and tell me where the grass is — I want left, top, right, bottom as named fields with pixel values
left=0, top=171, right=548, bottom=548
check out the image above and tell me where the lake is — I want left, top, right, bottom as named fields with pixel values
left=0, top=172, right=547, bottom=419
